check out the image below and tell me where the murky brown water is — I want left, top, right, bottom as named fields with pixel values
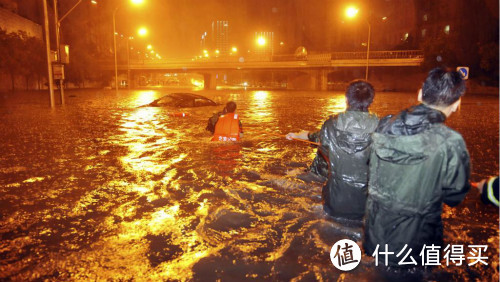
left=0, top=88, right=498, bottom=281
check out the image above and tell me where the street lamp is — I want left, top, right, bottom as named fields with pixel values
left=345, top=6, right=371, bottom=80
left=137, top=27, right=148, bottom=37
left=113, top=0, right=145, bottom=92
left=52, top=0, right=97, bottom=106
left=124, top=27, right=148, bottom=90
left=257, top=37, right=266, bottom=46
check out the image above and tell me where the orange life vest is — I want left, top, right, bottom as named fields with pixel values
left=211, top=113, right=241, bottom=141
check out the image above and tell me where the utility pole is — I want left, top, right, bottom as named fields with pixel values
left=365, top=21, right=371, bottom=81
left=127, top=38, right=131, bottom=90
left=42, top=0, right=55, bottom=108
left=53, top=0, right=65, bottom=105
left=113, top=7, right=119, bottom=93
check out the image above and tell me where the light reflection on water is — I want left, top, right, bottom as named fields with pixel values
left=249, top=90, right=273, bottom=123
left=0, top=89, right=498, bottom=280
left=324, top=95, right=347, bottom=116
left=132, top=90, right=158, bottom=107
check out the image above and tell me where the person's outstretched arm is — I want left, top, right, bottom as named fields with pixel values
left=286, top=131, right=310, bottom=140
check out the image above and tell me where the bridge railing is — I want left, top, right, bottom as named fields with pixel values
left=123, top=50, right=423, bottom=66
left=330, top=50, right=423, bottom=60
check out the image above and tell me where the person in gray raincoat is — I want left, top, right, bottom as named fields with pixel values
left=287, top=80, right=378, bottom=220
left=363, top=67, right=470, bottom=267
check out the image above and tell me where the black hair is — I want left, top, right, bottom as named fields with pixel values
left=345, top=80, right=375, bottom=111
left=225, top=101, right=237, bottom=113
left=421, top=67, right=465, bottom=106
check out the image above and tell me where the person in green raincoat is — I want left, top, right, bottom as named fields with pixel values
left=363, top=67, right=470, bottom=268
left=287, top=80, right=379, bottom=220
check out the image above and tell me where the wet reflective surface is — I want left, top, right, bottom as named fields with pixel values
left=0, top=89, right=498, bottom=280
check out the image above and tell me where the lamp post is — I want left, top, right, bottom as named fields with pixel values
left=42, top=0, right=55, bottom=108
left=123, top=28, right=147, bottom=90
left=112, top=7, right=120, bottom=92
left=345, top=6, right=371, bottom=80
left=113, top=0, right=145, bottom=92
left=54, top=0, right=96, bottom=105
left=365, top=21, right=371, bottom=81
left=126, top=36, right=131, bottom=90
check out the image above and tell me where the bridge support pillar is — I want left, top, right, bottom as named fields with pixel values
left=310, top=70, right=328, bottom=91
left=203, top=73, right=217, bottom=90
left=129, top=71, right=136, bottom=89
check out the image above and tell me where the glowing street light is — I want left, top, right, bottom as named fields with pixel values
left=231, top=46, right=237, bottom=53
left=345, top=5, right=370, bottom=80
left=125, top=27, right=148, bottom=90
left=147, top=44, right=153, bottom=50
left=345, top=6, right=359, bottom=18
left=257, top=37, right=266, bottom=46
left=137, top=27, right=148, bottom=37
left=113, top=0, right=145, bottom=92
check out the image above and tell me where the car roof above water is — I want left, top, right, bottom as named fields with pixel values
left=167, top=93, right=210, bottom=100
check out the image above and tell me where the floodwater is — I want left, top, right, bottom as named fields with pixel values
left=0, top=88, right=498, bottom=281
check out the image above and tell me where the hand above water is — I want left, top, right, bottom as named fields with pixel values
left=286, top=131, right=309, bottom=140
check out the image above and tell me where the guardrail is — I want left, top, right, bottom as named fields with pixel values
left=121, top=50, right=423, bottom=65
left=330, top=50, right=423, bottom=60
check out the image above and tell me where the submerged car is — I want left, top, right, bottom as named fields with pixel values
left=144, top=93, right=218, bottom=108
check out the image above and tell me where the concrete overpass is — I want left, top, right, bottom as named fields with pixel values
left=106, top=50, right=423, bottom=90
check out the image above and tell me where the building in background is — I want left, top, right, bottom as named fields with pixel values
left=0, top=0, right=42, bottom=38
left=200, top=31, right=208, bottom=53
left=212, top=20, right=229, bottom=57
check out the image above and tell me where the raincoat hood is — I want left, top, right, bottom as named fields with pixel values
left=376, top=103, right=446, bottom=136
left=373, top=104, right=446, bottom=165
left=323, top=110, right=379, bottom=154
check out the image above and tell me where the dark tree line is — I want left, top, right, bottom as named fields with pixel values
left=0, top=25, right=111, bottom=91
left=0, top=29, right=45, bottom=91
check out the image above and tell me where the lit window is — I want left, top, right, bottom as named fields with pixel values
left=421, top=29, right=426, bottom=37
left=444, top=25, right=450, bottom=34
left=423, top=14, right=428, bottom=21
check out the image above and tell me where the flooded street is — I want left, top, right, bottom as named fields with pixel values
left=0, top=88, right=498, bottom=281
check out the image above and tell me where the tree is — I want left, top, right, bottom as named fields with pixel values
left=0, top=30, right=44, bottom=91
left=23, top=36, right=46, bottom=90
left=419, top=35, right=457, bottom=71
left=64, top=27, right=101, bottom=88
left=478, top=42, right=499, bottom=76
